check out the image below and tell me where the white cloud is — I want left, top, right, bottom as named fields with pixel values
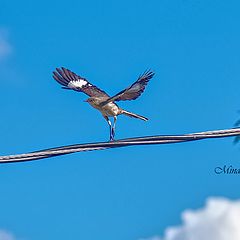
left=0, top=230, right=15, bottom=240
left=0, top=28, right=12, bottom=60
left=140, top=197, right=240, bottom=240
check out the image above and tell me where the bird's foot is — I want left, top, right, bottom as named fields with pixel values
left=109, top=133, right=115, bottom=142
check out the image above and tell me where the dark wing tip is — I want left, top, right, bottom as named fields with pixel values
left=145, top=69, right=155, bottom=78
left=53, top=67, right=72, bottom=86
left=138, top=69, right=155, bottom=82
left=56, top=67, right=63, bottom=75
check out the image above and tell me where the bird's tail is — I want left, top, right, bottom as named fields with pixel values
left=121, top=109, right=148, bottom=121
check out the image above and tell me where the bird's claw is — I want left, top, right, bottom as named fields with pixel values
left=110, top=127, right=115, bottom=141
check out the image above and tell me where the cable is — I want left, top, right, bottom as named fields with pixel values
left=0, top=128, right=239, bottom=163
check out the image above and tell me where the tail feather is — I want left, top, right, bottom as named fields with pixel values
left=121, top=109, right=148, bottom=121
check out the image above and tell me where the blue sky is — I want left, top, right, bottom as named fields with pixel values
left=0, top=0, right=240, bottom=239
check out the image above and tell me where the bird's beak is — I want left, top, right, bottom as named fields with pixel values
left=83, top=100, right=88, bottom=102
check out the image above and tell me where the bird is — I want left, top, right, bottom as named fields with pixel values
left=53, top=67, right=154, bottom=141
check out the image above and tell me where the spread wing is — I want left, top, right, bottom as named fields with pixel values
left=53, top=67, right=110, bottom=98
left=100, top=70, right=154, bottom=106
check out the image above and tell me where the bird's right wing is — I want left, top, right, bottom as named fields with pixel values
left=53, top=67, right=110, bottom=98
left=100, top=70, right=154, bottom=106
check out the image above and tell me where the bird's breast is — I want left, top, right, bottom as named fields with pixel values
left=101, top=102, right=120, bottom=116
left=87, top=100, right=119, bottom=116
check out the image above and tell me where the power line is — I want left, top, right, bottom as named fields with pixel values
left=0, top=128, right=239, bottom=164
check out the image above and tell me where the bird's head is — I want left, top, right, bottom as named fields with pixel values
left=84, top=97, right=100, bottom=107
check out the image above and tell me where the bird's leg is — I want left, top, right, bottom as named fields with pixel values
left=111, top=116, right=117, bottom=140
left=104, top=116, right=113, bottom=141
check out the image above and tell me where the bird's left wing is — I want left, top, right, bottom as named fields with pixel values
left=53, top=67, right=110, bottom=98
left=100, top=70, right=154, bottom=106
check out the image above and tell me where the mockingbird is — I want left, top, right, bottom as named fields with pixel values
left=53, top=67, right=154, bottom=141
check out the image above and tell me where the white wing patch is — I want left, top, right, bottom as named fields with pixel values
left=68, top=79, right=92, bottom=89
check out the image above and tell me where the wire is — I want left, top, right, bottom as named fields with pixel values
left=0, top=128, right=239, bottom=164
